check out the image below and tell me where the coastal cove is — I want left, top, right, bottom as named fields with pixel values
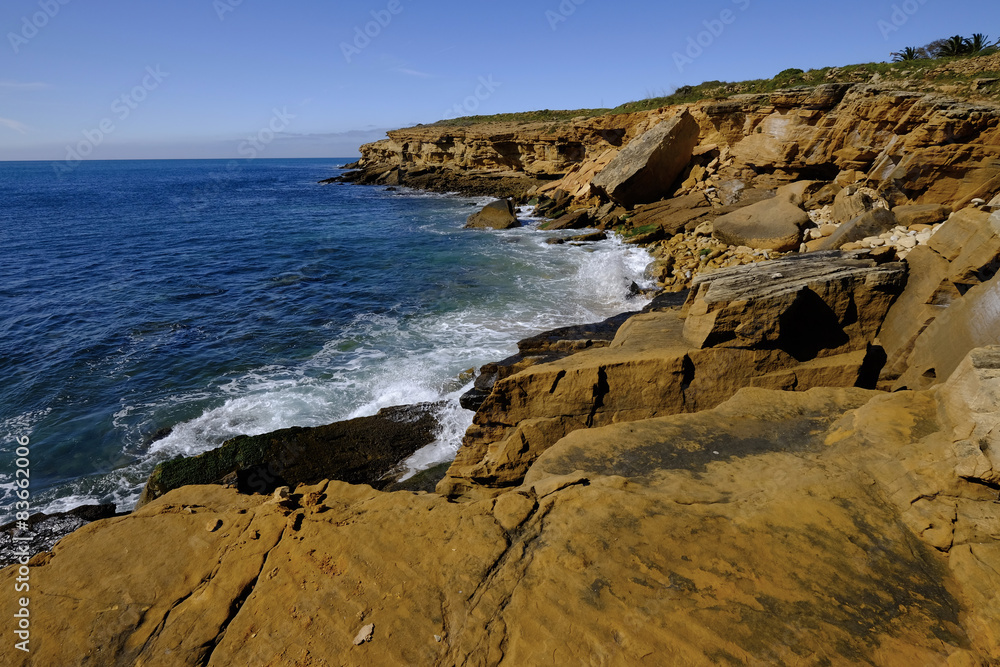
left=0, top=158, right=653, bottom=522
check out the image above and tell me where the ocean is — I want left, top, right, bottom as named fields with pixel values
left=0, top=158, right=651, bottom=521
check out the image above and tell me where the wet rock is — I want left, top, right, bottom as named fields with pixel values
left=137, top=403, right=444, bottom=506
left=465, top=199, right=520, bottom=229
left=712, top=197, right=810, bottom=251
left=0, top=504, right=120, bottom=567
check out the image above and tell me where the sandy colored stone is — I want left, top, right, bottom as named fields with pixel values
left=465, top=198, right=520, bottom=229
left=591, top=110, right=700, bottom=207
left=7, top=351, right=1000, bottom=665
left=892, top=203, right=952, bottom=227
left=712, top=197, right=810, bottom=251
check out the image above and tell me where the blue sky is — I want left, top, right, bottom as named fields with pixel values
left=0, top=0, right=995, bottom=160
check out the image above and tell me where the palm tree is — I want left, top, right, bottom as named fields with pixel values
left=936, top=35, right=972, bottom=57
left=969, top=33, right=999, bottom=53
left=891, top=46, right=924, bottom=62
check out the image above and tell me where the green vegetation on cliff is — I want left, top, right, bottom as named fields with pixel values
left=426, top=51, right=1000, bottom=128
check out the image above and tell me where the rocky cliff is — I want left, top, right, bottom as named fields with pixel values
left=9, top=55, right=1000, bottom=666
left=351, top=56, right=1000, bottom=209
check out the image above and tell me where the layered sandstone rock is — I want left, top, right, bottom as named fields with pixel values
left=355, top=82, right=1000, bottom=214
left=437, top=252, right=905, bottom=497
left=590, top=110, right=700, bottom=207
left=8, top=348, right=1000, bottom=665
left=878, top=209, right=1000, bottom=388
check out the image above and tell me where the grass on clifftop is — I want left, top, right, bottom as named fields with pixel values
left=424, top=52, right=1000, bottom=128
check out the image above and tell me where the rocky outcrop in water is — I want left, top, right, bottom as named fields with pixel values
left=138, top=403, right=443, bottom=507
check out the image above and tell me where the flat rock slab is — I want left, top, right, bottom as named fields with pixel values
left=10, top=370, right=1000, bottom=665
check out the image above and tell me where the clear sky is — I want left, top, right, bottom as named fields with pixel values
left=1, top=0, right=996, bottom=160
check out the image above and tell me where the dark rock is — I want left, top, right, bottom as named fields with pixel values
left=803, top=182, right=843, bottom=209
left=137, top=403, right=443, bottom=507
left=0, top=504, right=120, bottom=567
left=381, top=461, right=453, bottom=493
left=542, top=209, right=595, bottom=230
left=465, top=199, right=520, bottom=229
left=546, top=231, right=607, bottom=245
left=625, top=193, right=713, bottom=238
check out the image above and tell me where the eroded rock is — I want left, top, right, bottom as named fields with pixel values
left=465, top=199, right=520, bottom=229
left=591, top=110, right=700, bottom=207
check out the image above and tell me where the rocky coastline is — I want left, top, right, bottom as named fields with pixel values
left=6, top=55, right=1000, bottom=665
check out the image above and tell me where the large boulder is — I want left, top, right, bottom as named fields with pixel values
left=711, top=196, right=811, bottom=251
left=465, top=198, right=520, bottom=229
left=892, top=203, right=951, bottom=227
left=591, top=110, right=700, bottom=207
left=896, top=271, right=1000, bottom=389
left=137, top=403, right=442, bottom=506
left=681, top=250, right=907, bottom=356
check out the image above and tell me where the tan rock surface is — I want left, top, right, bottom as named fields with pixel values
left=591, top=110, right=700, bottom=207
left=8, top=351, right=1000, bottom=665
left=711, top=197, right=810, bottom=251
left=439, top=253, right=905, bottom=497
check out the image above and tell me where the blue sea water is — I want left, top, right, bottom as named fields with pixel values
left=0, top=158, right=652, bottom=520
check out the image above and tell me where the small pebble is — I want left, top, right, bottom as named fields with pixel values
left=353, top=624, right=374, bottom=646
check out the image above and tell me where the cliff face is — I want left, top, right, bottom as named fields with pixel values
left=357, top=82, right=1000, bottom=210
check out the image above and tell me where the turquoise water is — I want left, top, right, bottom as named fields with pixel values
left=0, top=158, right=651, bottom=518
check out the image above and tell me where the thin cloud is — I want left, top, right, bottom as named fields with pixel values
left=394, top=68, right=433, bottom=78
left=0, top=81, right=49, bottom=91
left=0, top=117, right=29, bottom=134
